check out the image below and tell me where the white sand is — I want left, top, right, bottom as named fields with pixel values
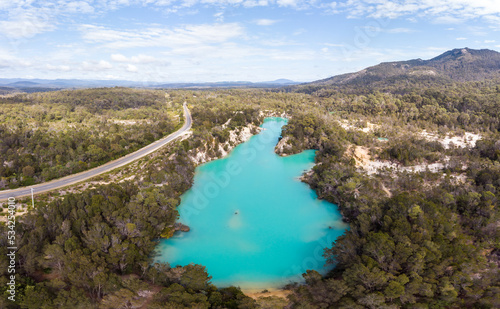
left=420, top=130, right=481, bottom=149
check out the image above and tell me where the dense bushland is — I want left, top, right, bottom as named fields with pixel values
left=0, top=88, right=179, bottom=189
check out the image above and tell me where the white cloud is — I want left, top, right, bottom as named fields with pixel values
left=1, top=0, right=499, bottom=82
left=126, top=64, right=138, bottom=72
left=80, top=23, right=244, bottom=49
left=268, top=49, right=316, bottom=60
left=456, top=37, right=467, bottom=40
left=276, top=0, right=300, bottom=7
left=255, top=19, right=279, bottom=26
left=242, top=0, right=269, bottom=7
left=0, top=47, right=32, bottom=69
left=324, top=43, right=345, bottom=47
left=484, top=15, right=500, bottom=30
left=61, top=1, right=95, bottom=14
left=293, top=28, right=306, bottom=35
left=4, top=0, right=495, bottom=31
left=214, top=12, right=224, bottom=22
left=1, top=1, right=257, bottom=41
left=111, top=54, right=129, bottom=62
left=111, top=54, right=158, bottom=63
left=104, top=74, right=120, bottom=79
left=319, top=1, right=338, bottom=13
left=139, top=0, right=162, bottom=5
left=82, top=60, right=113, bottom=71
left=467, top=26, right=488, bottom=36
left=0, top=1, right=97, bottom=40
left=361, top=26, right=415, bottom=34
left=433, top=15, right=463, bottom=24
left=0, top=9, right=55, bottom=39
left=259, top=38, right=300, bottom=46
left=387, top=28, right=415, bottom=33
left=337, top=0, right=500, bottom=25
left=162, top=42, right=256, bottom=59
left=144, top=0, right=271, bottom=10
left=46, top=64, right=71, bottom=71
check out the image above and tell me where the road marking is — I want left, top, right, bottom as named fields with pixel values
left=0, top=102, right=191, bottom=201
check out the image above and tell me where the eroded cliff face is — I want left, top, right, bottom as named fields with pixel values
left=259, top=110, right=291, bottom=119
left=188, top=123, right=262, bottom=165
left=274, top=136, right=292, bottom=156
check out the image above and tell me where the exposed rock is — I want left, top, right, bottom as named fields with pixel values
left=188, top=123, right=262, bottom=165
left=299, top=169, right=314, bottom=182
left=349, top=144, right=451, bottom=175
left=174, top=222, right=190, bottom=232
left=161, top=222, right=190, bottom=238
left=259, top=110, right=291, bottom=119
left=275, top=136, right=291, bottom=155
left=419, top=130, right=481, bottom=149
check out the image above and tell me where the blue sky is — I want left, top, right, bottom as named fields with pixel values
left=0, top=0, right=499, bottom=83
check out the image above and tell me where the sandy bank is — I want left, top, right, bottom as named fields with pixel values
left=243, top=288, right=292, bottom=300
left=350, top=145, right=450, bottom=175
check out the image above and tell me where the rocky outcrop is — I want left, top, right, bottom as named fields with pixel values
left=174, top=222, right=190, bottom=232
left=259, top=110, right=291, bottom=119
left=161, top=222, right=190, bottom=238
left=188, top=123, right=261, bottom=165
left=275, top=136, right=292, bottom=155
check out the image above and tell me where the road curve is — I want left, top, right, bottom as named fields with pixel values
left=0, top=102, right=192, bottom=201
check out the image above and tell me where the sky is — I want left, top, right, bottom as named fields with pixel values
left=0, top=0, right=499, bottom=83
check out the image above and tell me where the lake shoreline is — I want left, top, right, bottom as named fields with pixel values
left=155, top=117, right=346, bottom=290
left=243, top=287, right=292, bottom=300
left=187, top=122, right=262, bottom=165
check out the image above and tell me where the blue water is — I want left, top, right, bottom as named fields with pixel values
left=155, top=117, right=347, bottom=289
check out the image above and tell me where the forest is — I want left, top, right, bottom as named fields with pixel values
left=0, top=79, right=498, bottom=308
left=276, top=80, right=500, bottom=308
left=0, top=88, right=181, bottom=189
left=279, top=114, right=499, bottom=307
left=0, top=90, right=265, bottom=308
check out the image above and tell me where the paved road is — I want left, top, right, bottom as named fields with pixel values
left=0, top=102, right=192, bottom=201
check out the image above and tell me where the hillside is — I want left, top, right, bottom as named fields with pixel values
left=0, top=88, right=182, bottom=189
left=0, top=78, right=300, bottom=93
left=304, top=48, right=500, bottom=90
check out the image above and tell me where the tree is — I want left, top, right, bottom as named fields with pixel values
left=100, top=288, right=141, bottom=309
left=384, top=281, right=405, bottom=301
left=22, top=165, right=35, bottom=177
left=180, top=264, right=212, bottom=291
left=53, top=288, right=94, bottom=309
left=20, top=284, right=53, bottom=309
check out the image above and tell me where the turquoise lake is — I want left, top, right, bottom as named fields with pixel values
left=155, top=117, right=347, bottom=290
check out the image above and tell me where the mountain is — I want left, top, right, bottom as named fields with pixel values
left=308, top=48, right=500, bottom=88
left=0, top=78, right=300, bottom=92
left=0, top=78, right=145, bottom=88
left=7, top=81, right=41, bottom=87
left=154, top=80, right=300, bottom=88
left=0, top=86, right=18, bottom=95
left=264, top=79, right=298, bottom=85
